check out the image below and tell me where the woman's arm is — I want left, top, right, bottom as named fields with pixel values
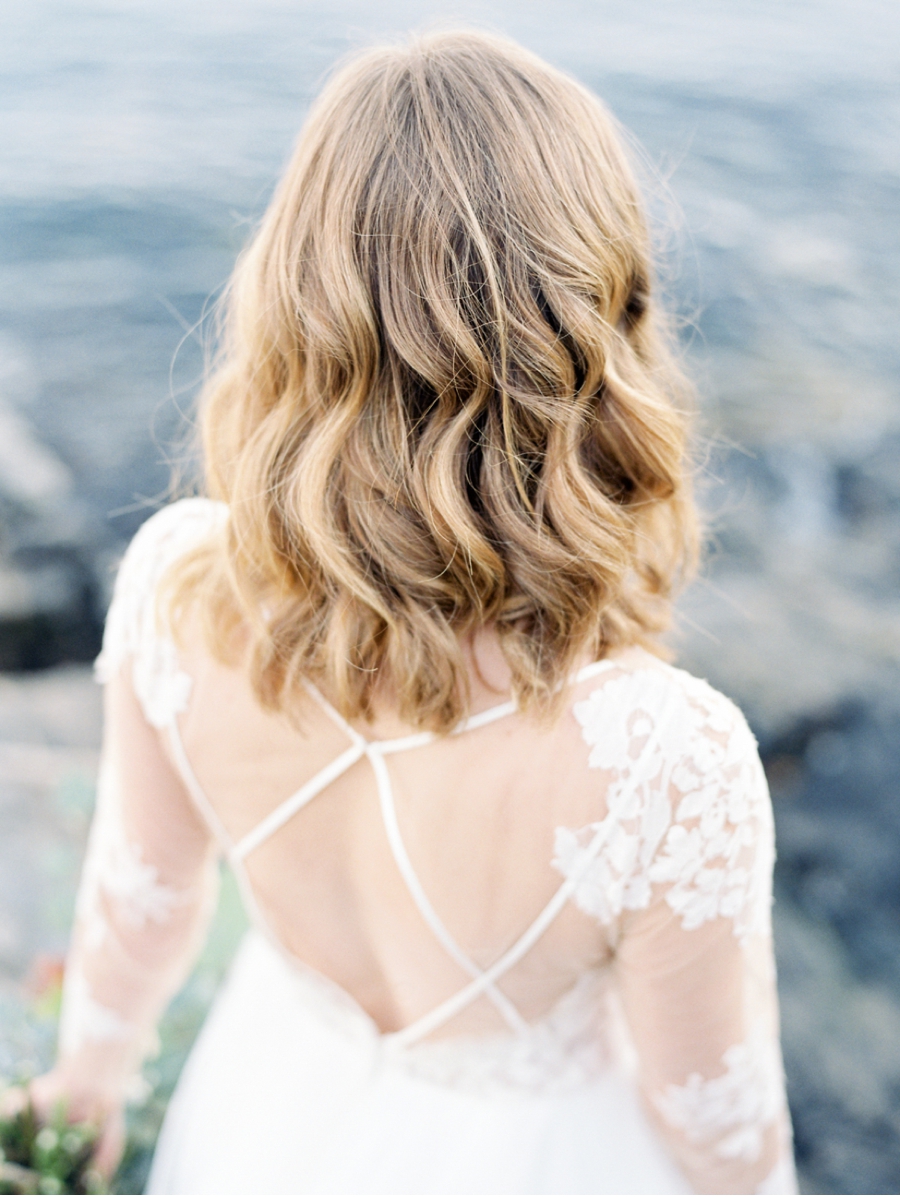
left=614, top=692, right=795, bottom=1194
left=14, top=502, right=226, bottom=1174
left=26, top=665, right=217, bottom=1172
left=31, top=663, right=216, bottom=1168
left=616, top=889, right=794, bottom=1192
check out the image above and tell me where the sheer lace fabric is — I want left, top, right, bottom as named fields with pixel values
left=58, top=500, right=796, bottom=1194
left=59, top=503, right=222, bottom=1091
left=549, top=662, right=792, bottom=1192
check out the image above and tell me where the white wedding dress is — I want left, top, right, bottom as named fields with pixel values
left=57, top=499, right=796, bottom=1194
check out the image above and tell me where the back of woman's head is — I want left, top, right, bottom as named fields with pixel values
left=183, top=29, right=698, bottom=732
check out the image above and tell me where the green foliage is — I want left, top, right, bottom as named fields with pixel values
left=0, top=1101, right=104, bottom=1196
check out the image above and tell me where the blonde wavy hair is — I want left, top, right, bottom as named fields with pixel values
left=171, top=29, right=698, bottom=733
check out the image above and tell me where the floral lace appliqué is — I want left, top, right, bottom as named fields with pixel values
left=100, top=832, right=188, bottom=930
left=651, top=1025, right=785, bottom=1164
left=94, top=499, right=226, bottom=728
left=554, top=666, right=773, bottom=941
left=78, top=758, right=190, bottom=950
left=58, top=971, right=135, bottom=1053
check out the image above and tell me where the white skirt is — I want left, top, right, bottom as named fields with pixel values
left=147, top=932, right=691, bottom=1195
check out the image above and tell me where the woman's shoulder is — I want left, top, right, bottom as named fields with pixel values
left=571, top=645, right=757, bottom=770
left=555, top=649, right=772, bottom=936
left=94, top=498, right=228, bottom=724
left=113, top=497, right=227, bottom=568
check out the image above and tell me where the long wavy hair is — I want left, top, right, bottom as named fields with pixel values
left=169, top=29, right=698, bottom=732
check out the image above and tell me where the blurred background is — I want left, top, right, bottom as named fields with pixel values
left=0, top=0, right=898, bottom=1191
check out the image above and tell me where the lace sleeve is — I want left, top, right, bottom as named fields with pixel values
left=554, top=665, right=796, bottom=1195
left=56, top=500, right=225, bottom=1101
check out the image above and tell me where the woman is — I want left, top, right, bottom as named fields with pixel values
left=27, top=30, right=795, bottom=1194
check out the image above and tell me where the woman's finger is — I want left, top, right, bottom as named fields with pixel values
left=92, top=1109, right=126, bottom=1178
left=0, top=1085, right=28, bottom=1119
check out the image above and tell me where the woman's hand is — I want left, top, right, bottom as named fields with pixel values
left=0, top=1070, right=126, bottom=1180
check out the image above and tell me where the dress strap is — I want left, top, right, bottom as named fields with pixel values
left=302, top=679, right=368, bottom=745
left=227, top=660, right=623, bottom=931
left=387, top=687, right=674, bottom=1049
left=447, top=659, right=616, bottom=735
left=169, top=655, right=631, bottom=1045
left=303, top=657, right=617, bottom=750
left=572, top=658, right=618, bottom=686
left=455, top=698, right=518, bottom=733
left=386, top=811, right=619, bottom=1049
left=166, top=718, right=235, bottom=854
left=231, top=741, right=368, bottom=861
left=367, top=746, right=531, bottom=1036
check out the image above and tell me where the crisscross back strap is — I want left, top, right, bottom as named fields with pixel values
left=367, top=746, right=531, bottom=1035
left=385, top=682, right=677, bottom=1048
left=299, top=686, right=531, bottom=1032
left=231, top=741, right=367, bottom=861
left=385, top=812, right=618, bottom=1050
left=226, top=660, right=616, bottom=862
left=168, top=655, right=628, bottom=1044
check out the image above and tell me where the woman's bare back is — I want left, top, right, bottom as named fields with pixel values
left=175, top=620, right=619, bottom=1038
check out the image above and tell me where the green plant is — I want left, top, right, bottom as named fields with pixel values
left=0, top=1100, right=104, bottom=1196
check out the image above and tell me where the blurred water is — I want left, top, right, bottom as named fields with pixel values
left=0, top=2, right=899, bottom=1192
left=0, top=2, right=897, bottom=536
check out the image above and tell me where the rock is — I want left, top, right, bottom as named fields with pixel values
left=0, top=385, right=104, bottom=669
